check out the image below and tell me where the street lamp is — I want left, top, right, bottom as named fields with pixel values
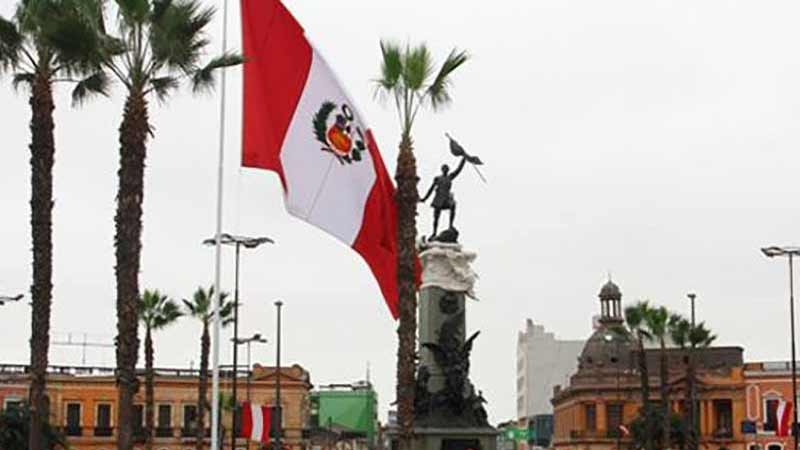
left=686, top=293, right=698, bottom=450
left=0, top=294, right=23, bottom=306
left=604, top=333, right=622, bottom=450
left=204, top=232, right=274, bottom=450
left=761, top=245, right=800, bottom=450
left=233, top=333, right=268, bottom=400
left=274, top=300, right=284, bottom=450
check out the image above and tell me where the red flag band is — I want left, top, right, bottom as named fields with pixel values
left=241, top=0, right=400, bottom=318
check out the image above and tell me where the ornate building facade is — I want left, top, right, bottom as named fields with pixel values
left=0, top=363, right=312, bottom=450
left=551, top=281, right=748, bottom=450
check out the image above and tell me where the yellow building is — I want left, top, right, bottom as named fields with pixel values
left=551, top=281, right=747, bottom=450
left=0, top=363, right=312, bottom=450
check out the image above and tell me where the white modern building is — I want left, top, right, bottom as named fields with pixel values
left=516, top=319, right=584, bottom=419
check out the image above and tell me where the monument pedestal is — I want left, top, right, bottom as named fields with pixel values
left=411, top=427, right=498, bottom=450
left=412, top=240, right=496, bottom=450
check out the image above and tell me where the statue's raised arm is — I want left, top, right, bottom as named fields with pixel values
left=449, top=156, right=468, bottom=180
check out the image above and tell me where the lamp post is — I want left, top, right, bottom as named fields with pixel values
left=204, top=233, right=274, bottom=450
left=604, top=333, right=622, bottom=450
left=762, top=245, right=800, bottom=450
left=0, top=294, right=23, bottom=306
left=233, top=333, right=268, bottom=401
left=274, top=300, right=284, bottom=450
left=686, top=293, right=698, bottom=450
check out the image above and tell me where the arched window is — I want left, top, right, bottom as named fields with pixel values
left=767, top=443, right=783, bottom=450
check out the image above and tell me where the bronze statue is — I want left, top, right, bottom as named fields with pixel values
left=420, top=134, right=484, bottom=240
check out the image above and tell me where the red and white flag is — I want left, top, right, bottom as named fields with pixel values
left=777, top=400, right=793, bottom=437
left=241, top=0, right=399, bottom=318
left=240, top=402, right=272, bottom=443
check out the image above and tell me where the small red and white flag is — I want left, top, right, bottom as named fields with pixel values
left=240, top=402, right=272, bottom=443
left=777, top=400, right=793, bottom=437
left=241, top=0, right=400, bottom=318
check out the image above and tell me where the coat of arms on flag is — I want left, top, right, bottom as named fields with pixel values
left=313, top=101, right=366, bottom=164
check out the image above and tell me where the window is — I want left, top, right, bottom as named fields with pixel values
left=133, top=404, right=144, bottom=433
left=3, top=398, right=22, bottom=411
left=584, top=403, right=596, bottom=431
left=95, top=403, right=112, bottom=436
left=66, top=403, right=82, bottom=436
left=157, top=404, right=172, bottom=437
left=765, top=399, right=780, bottom=432
left=713, top=399, right=733, bottom=438
left=767, top=445, right=783, bottom=450
left=182, top=404, right=197, bottom=434
left=606, top=403, right=623, bottom=436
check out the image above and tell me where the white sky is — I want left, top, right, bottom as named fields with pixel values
left=3, top=0, right=800, bottom=424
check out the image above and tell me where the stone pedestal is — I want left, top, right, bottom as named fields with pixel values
left=412, top=241, right=496, bottom=450
left=411, top=427, right=498, bottom=450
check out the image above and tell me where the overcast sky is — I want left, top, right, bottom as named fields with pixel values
left=3, top=0, right=800, bottom=424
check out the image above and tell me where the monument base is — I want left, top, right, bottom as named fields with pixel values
left=411, top=427, right=497, bottom=450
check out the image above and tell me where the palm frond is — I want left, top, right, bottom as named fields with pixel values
left=152, top=299, right=183, bottom=330
left=115, top=0, right=151, bottom=28
left=11, top=72, right=34, bottom=91
left=148, top=75, right=178, bottom=102
left=428, top=48, right=468, bottom=110
left=71, top=71, right=109, bottom=106
left=191, top=52, right=243, bottom=94
left=42, top=9, right=105, bottom=76
left=150, top=0, right=214, bottom=74
left=401, top=43, right=432, bottom=92
left=376, top=40, right=402, bottom=93
left=0, top=15, right=23, bottom=72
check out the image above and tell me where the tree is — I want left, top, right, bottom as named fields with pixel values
left=625, top=301, right=654, bottom=450
left=0, top=403, right=67, bottom=450
left=374, top=41, right=468, bottom=450
left=629, top=406, right=687, bottom=450
left=43, top=2, right=242, bottom=448
left=138, top=289, right=182, bottom=450
left=644, top=305, right=671, bottom=450
left=0, top=2, right=107, bottom=449
left=669, top=314, right=716, bottom=450
left=183, top=286, right=234, bottom=450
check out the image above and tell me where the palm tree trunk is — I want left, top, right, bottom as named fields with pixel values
left=27, top=69, right=55, bottom=450
left=116, top=90, right=149, bottom=450
left=660, top=340, right=670, bottom=450
left=197, top=321, right=210, bottom=450
left=637, top=337, right=653, bottom=450
left=395, top=133, right=418, bottom=450
left=145, top=327, right=154, bottom=450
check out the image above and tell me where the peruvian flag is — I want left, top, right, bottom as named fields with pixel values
left=777, top=400, right=794, bottom=437
left=240, top=402, right=272, bottom=443
left=241, top=0, right=399, bottom=318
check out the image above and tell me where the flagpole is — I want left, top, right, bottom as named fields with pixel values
left=210, top=0, right=230, bottom=447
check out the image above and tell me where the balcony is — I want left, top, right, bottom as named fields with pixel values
left=64, top=426, right=82, bottom=437
left=712, top=428, right=733, bottom=440
left=180, top=428, right=212, bottom=439
left=569, top=429, right=628, bottom=441
left=155, top=427, right=174, bottom=438
left=94, top=426, right=113, bottom=437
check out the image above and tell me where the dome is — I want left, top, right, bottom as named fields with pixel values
left=578, top=327, right=632, bottom=371
left=599, top=280, right=621, bottom=300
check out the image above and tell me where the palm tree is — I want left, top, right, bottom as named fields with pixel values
left=669, top=314, right=716, bottom=450
left=1, top=3, right=107, bottom=449
left=374, top=41, right=468, bottom=450
left=644, top=305, right=671, bottom=450
left=137, top=289, right=182, bottom=450
left=183, top=286, right=233, bottom=450
left=625, top=301, right=654, bottom=450
left=43, top=2, right=241, bottom=448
